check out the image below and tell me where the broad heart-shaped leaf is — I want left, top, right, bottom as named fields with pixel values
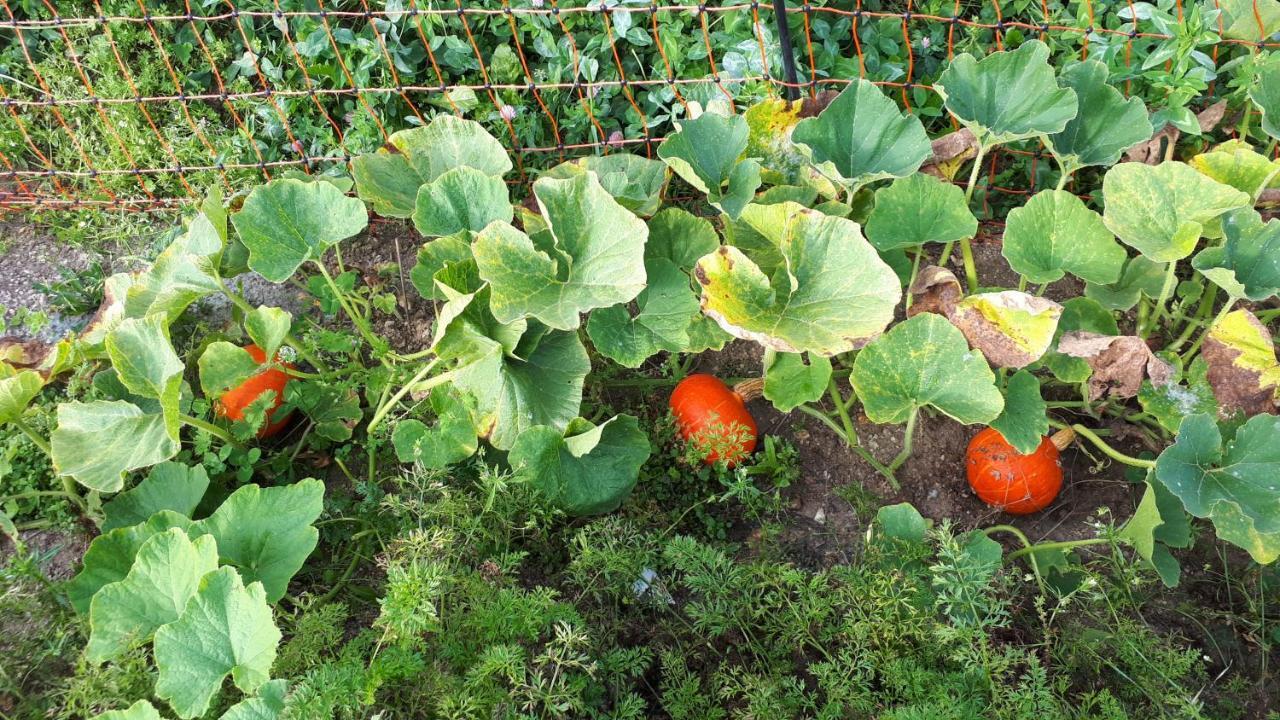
left=1046, top=60, right=1152, bottom=173
left=1218, top=0, right=1280, bottom=41
left=190, top=479, right=324, bottom=604
left=863, top=173, right=977, bottom=251
left=990, top=369, right=1049, bottom=454
left=646, top=207, right=721, bottom=270
left=0, top=368, right=42, bottom=425
left=510, top=415, right=651, bottom=516
left=586, top=259, right=699, bottom=367
left=67, top=511, right=194, bottom=614
left=1139, top=356, right=1217, bottom=433
left=411, top=166, right=512, bottom=238
left=695, top=202, right=902, bottom=356
left=1002, top=189, right=1125, bottom=284
left=230, top=178, right=369, bottom=282
left=1200, top=309, right=1280, bottom=417
left=763, top=350, right=832, bottom=412
left=1102, top=162, right=1250, bottom=262
left=410, top=232, right=474, bottom=301
left=102, top=462, right=210, bottom=532
left=198, top=342, right=262, bottom=401
left=1085, top=255, right=1166, bottom=311
left=86, top=528, right=219, bottom=663
left=474, top=172, right=648, bottom=330
left=125, top=213, right=224, bottom=322
left=1155, top=413, right=1280, bottom=564
left=1251, top=58, right=1280, bottom=143
left=1192, top=209, right=1280, bottom=301
left=1190, top=140, right=1280, bottom=195
left=543, top=154, right=670, bottom=217
left=219, top=679, right=289, bottom=720
left=391, top=386, right=478, bottom=468
left=875, top=503, right=929, bottom=545
left=657, top=110, right=761, bottom=219
left=744, top=98, right=840, bottom=198
left=154, top=567, right=281, bottom=719
left=791, top=79, right=931, bottom=192
left=52, top=400, right=180, bottom=493
left=245, top=307, right=291, bottom=363
left=352, top=115, right=512, bottom=218
left=92, top=700, right=164, bottom=720
left=107, top=315, right=184, bottom=438
left=949, top=292, right=1063, bottom=369
left=454, top=326, right=590, bottom=451
left=934, top=41, right=1078, bottom=146
left=1119, top=479, right=1192, bottom=587
left=850, top=313, right=1004, bottom=425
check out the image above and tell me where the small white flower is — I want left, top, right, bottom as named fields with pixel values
left=921, top=36, right=931, bottom=49
left=499, top=104, right=517, bottom=121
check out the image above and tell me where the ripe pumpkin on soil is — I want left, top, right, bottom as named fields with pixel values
left=669, top=374, right=761, bottom=466
left=214, top=344, right=294, bottom=438
left=965, top=427, right=1075, bottom=514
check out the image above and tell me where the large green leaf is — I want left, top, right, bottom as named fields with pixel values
left=198, top=342, right=262, bottom=402
left=219, top=679, right=290, bottom=720
left=230, top=178, right=369, bottom=282
left=657, top=110, right=761, bottom=219
left=510, top=415, right=651, bottom=516
left=409, top=232, right=474, bottom=301
left=744, top=98, right=840, bottom=197
left=92, top=700, right=164, bottom=720
left=1155, top=413, right=1280, bottom=564
left=791, top=79, right=931, bottom=192
left=1002, top=189, right=1126, bottom=284
left=352, top=116, right=511, bottom=218
left=587, top=259, right=699, bottom=367
left=102, top=462, right=210, bottom=532
left=934, top=41, right=1078, bottom=146
left=190, top=479, right=324, bottom=603
left=125, top=214, right=224, bottom=322
left=1251, top=58, right=1280, bottom=143
left=850, top=313, right=1004, bottom=425
left=863, top=173, right=977, bottom=251
left=1119, top=479, right=1192, bottom=586
left=1084, top=255, right=1166, bottom=311
left=1101, top=162, right=1250, bottom=262
left=543, top=154, right=669, bottom=216
left=391, top=386, right=479, bottom=469
left=949, top=291, right=1063, bottom=369
left=67, top=511, right=194, bottom=614
left=1192, top=209, right=1280, bottom=301
left=0, top=368, right=42, bottom=425
left=411, top=166, right=512, bottom=238
left=1190, top=140, right=1280, bottom=195
left=1200, top=308, right=1280, bottom=417
left=106, top=315, right=184, bottom=437
left=1218, top=0, right=1280, bottom=41
left=86, top=528, right=219, bottom=663
left=645, top=207, right=721, bottom=270
left=1139, top=356, right=1217, bottom=433
left=154, top=567, right=281, bottom=719
left=1046, top=60, right=1152, bottom=173
left=695, top=202, right=901, bottom=356
left=989, top=369, right=1049, bottom=454
left=52, top=400, right=180, bottom=493
left=1041, top=296, right=1119, bottom=383
left=474, top=172, right=648, bottom=330
left=763, top=350, right=832, bottom=412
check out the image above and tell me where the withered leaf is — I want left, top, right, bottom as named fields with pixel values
left=919, top=129, right=978, bottom=181
left=949, top=291, right=1063, bottom=369
left=1200, top=309, right=1280, bottom=417
left=907, top=265, right=963, bottom=318
left=1058, top=332, right=1174, bottom=400
left=1125, top=126, right=1179, bottom=165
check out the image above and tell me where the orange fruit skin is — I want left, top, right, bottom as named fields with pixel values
left=965, top=427, right=1063, bottom=515
left=214, top=344, right=294, bottom=439
left=669, top=374, right=758, bottom=466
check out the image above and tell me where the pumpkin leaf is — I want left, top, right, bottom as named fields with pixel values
left=1041, top=297, right=1119, bottom=383
left=1139, top=356, right=1218, bottom=433
left=586, top=259, right=699, bottom=367
left=745, top=98, right=840, bottom=197
left=474, top=172, right=648, bottom=330
left=1002, top=189, right=1126, bottom=284
left=1118, top=479, right=1191, bottom=587
left=875, top=502, right=929, bottom=544
left=990, top=369, right=1049, bottom=454
left=544, top=154, right=669, bottom=217
left=1189, top=140, right=1280, bottom=195
left=695, top=202, right=901, bottom=356
left=1251, top=57, right=1280, bottom=143
left=391, top=386, right=479, bottom=469
left=85, top=529, right=219, bottom=663
left=510, top=414, right=651, bottom=516
left=908, top=265, right=964, bottom=318
left=0, top=368, right=42, bottom=426
left=1057, top=332, right=1174, bottom=400
left=1101, top=162, right=1250, bottom=262
left=1046, top=60, right=1152, bottom=173
left=230, top=178, right=369, bottom=282
left=791, top=79, right=931, bottom=193
left=106, top=315, right=184, bottom=438
left=409, top=232, right=474, bottom=301
left=657, top=110, right=761, bottom=219
left=763, top=350, right=833, bottom=412
left=1192, top=209, right=1280, bottom=301
left=645, top=207, right=721, bottom=270
left=101, top=462, right=210, bottom=532
left=352, top=116, right=511, bottom=218
left=850, top=313, right=1004, bottom=425
left=864, top=173, right=977, bottom=251
left=1154, top=413, right=1280, bottom=564
left=198, top=342, right=262, bottom=401
left=218, top=679, right=290, bottom=720
left=154, top=567, right=281, bottom=719
left=67, top=511, right=195, bottom=614
left=1085, top=255, right=1167, bottom=310
left=52, top=400, right=180, bottom=493
left=244, top=307, right=292, bottom=364
left=1200, top=308, right=1280, bottom=417
left=92, top=700, right=164, bottom=720
left=190, top=479, right=324, bottom=604
left=124, top=215, right=224, bottom=322
left=934, top=41, right=1078, bottom=146
left=950, top=292, right=1063, bottom=369
left=411, top=166, right=512, bottom=238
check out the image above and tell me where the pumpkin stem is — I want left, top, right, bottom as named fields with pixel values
left=1050, top=427, right=1076, bottom=452
left=733, top=377, right=765, bottom=402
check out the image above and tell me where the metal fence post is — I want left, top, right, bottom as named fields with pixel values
left=771, top=0, right=801, bottom=100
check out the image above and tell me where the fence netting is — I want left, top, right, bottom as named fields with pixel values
left=0, top=0, right=1274, bottom=215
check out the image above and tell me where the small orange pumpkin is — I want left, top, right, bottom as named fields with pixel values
left=669, top=374, right=761, bottom=466
left=966, top=427, right=1075, bottom=514
left=214, top=344, right=295, bottom=438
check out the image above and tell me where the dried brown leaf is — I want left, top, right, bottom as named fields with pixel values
left=1058, top=332, right=1173, bottom=400
left=907, top=265, right=963, bottom=318
left=920, top=129, right=978, bottom=181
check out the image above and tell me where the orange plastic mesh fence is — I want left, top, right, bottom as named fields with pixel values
left=0, top=0, right=1272, bottom=215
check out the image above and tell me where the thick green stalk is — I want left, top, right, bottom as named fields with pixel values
left=367, top=359, right=440, bottom=435
left=179, top=414, right=237, bottom=445
left=885, top=407, right=918, bottom=477
left=217, top=279, right=329, bottom=373
left=13, top=418, right=50, bottom=455
left=904, top=248, right=923, bottom=311
left=1141, top=260, right=1179, bottom=338
left=313, top=261, right=385, bottom=355
left=1048, top=420, right=1155, bottom=469
left=957, top=143, right=990, bottom=292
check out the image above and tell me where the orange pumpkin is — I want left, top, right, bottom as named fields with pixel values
left=669, top=374, right=761, bottom=466
left=214, top=344, right=294, bottom=438
left=965, top=427, right=1075, bottom=514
